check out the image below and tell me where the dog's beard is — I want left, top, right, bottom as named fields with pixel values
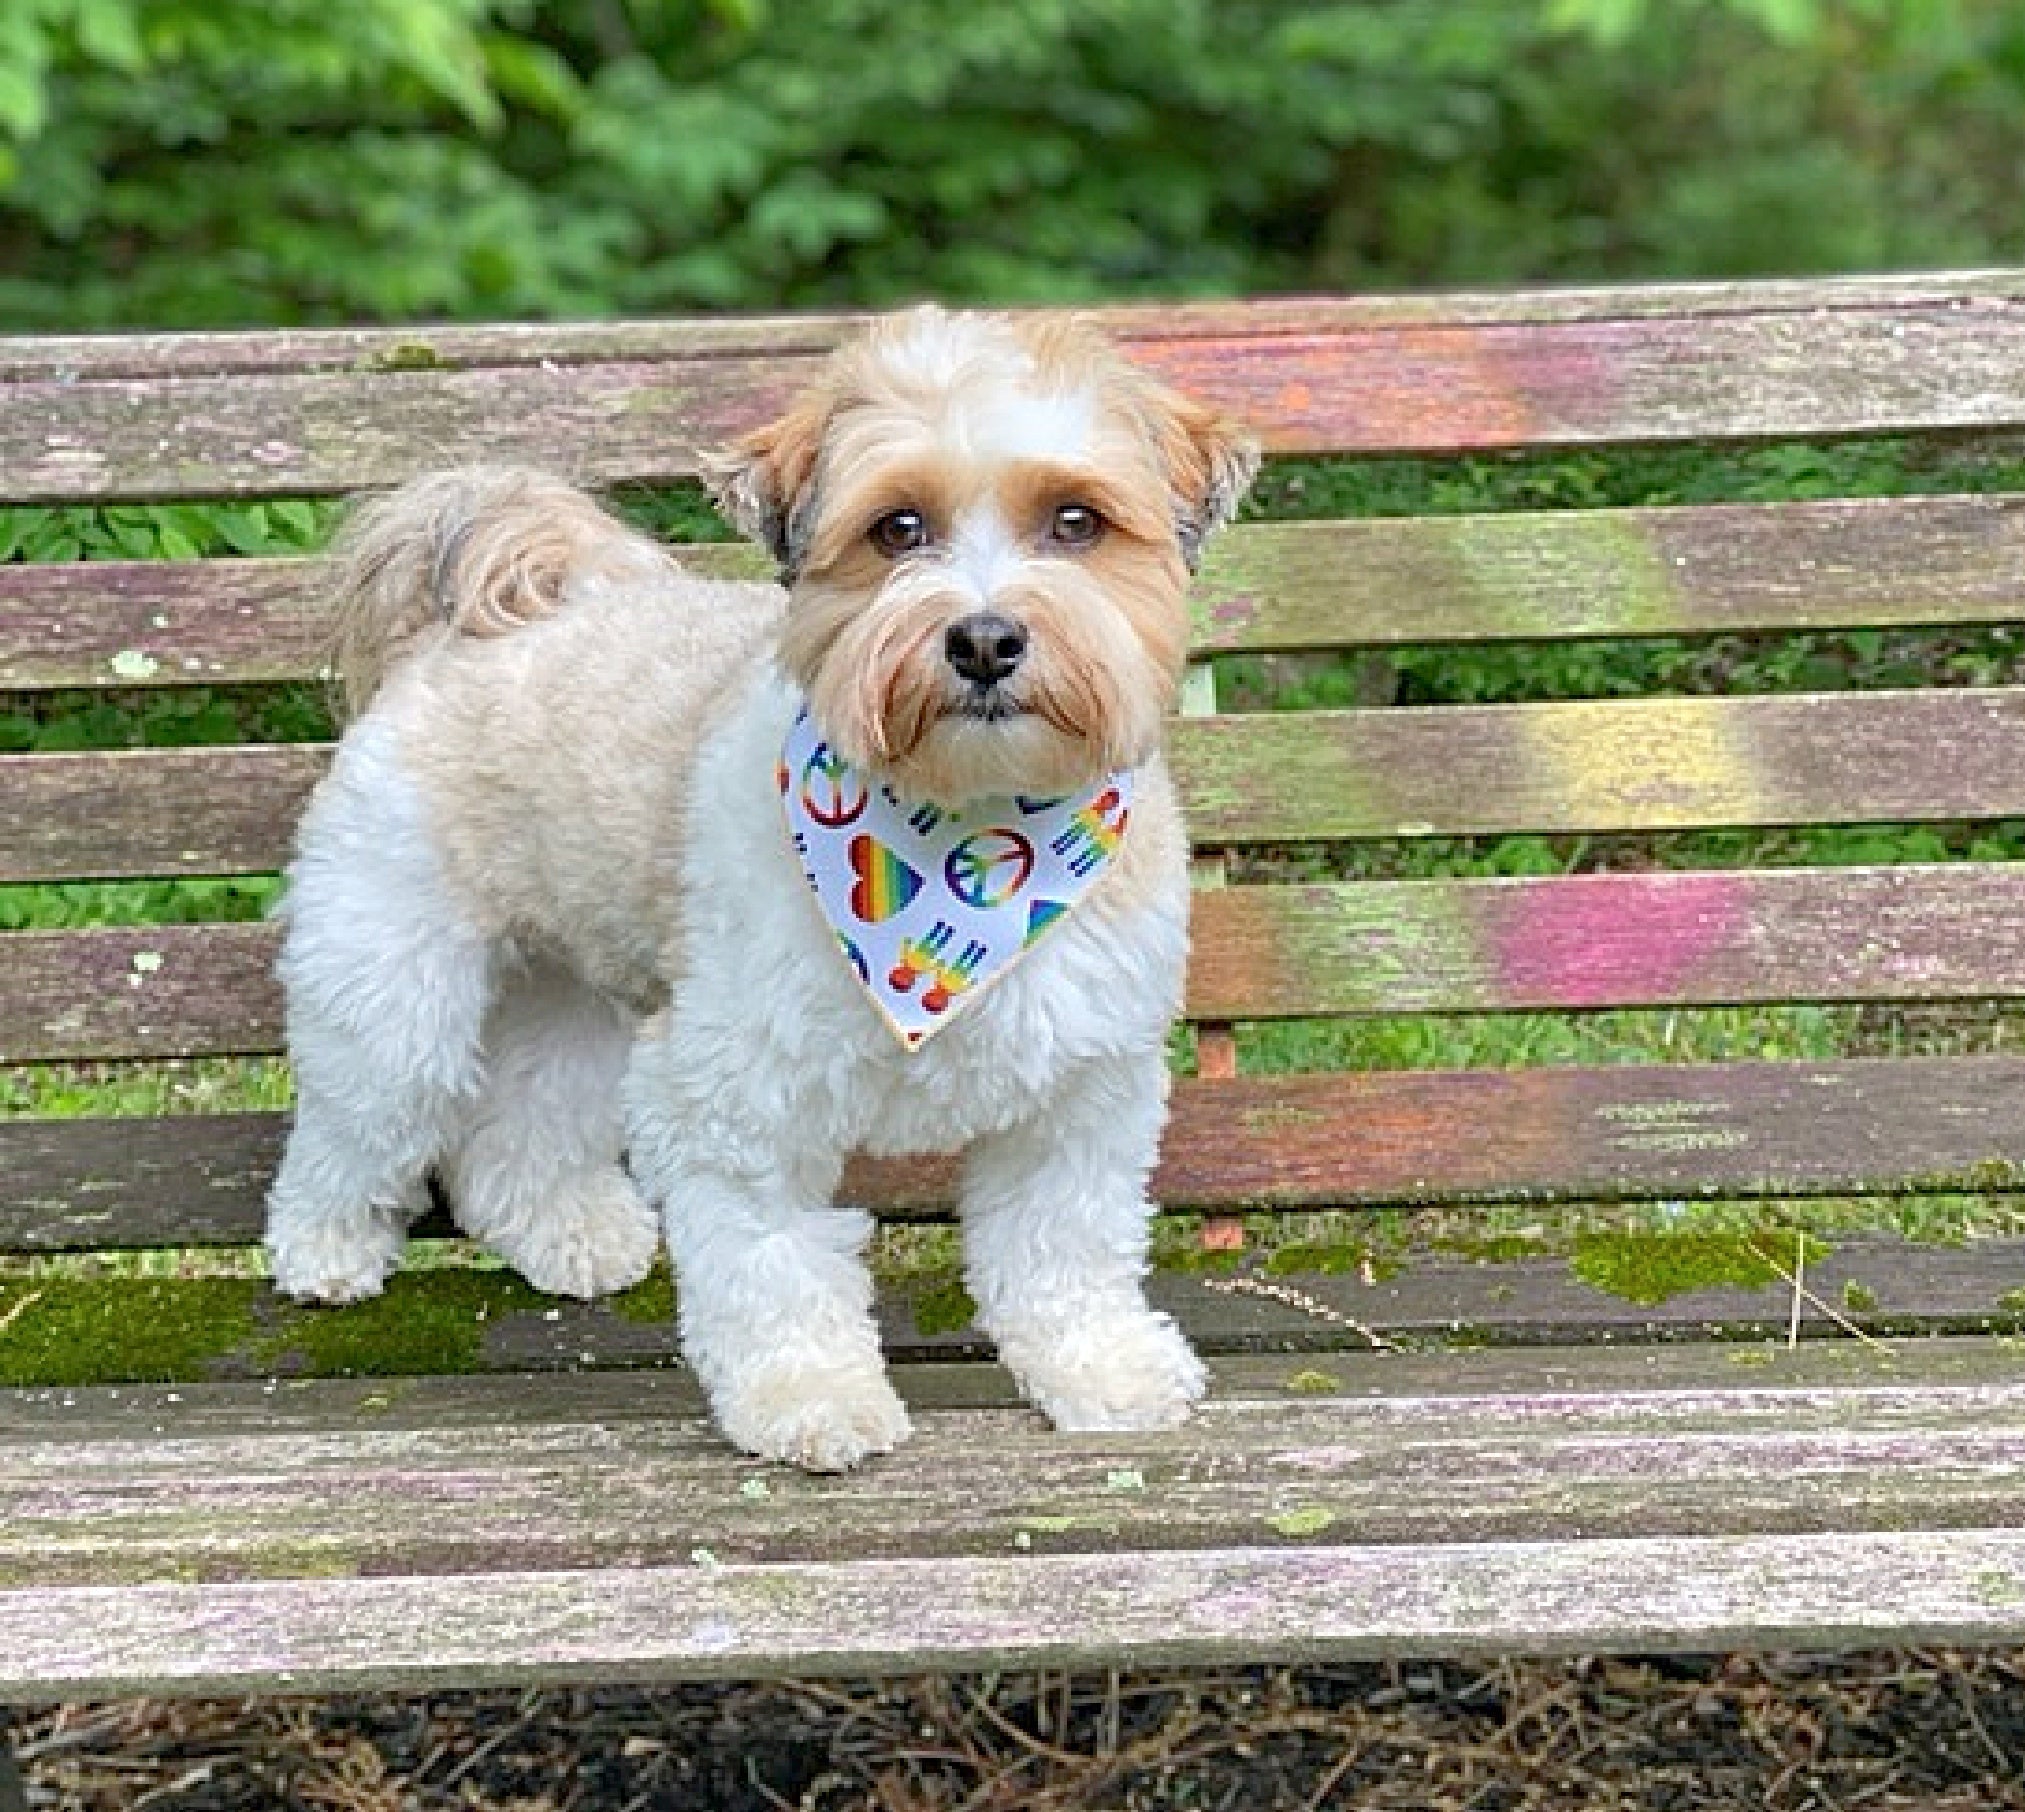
left=787, top=565, right=1177, bottom=807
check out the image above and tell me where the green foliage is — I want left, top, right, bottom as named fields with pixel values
left=2, top=1, right=2021, bottom=327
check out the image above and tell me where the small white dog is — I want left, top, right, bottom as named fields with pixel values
left=265, top=307, right=1258, bottom=1470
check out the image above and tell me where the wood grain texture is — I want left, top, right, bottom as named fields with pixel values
left=2, top=746, right=326, bottom=883
left=12, top=863, right=2025, bottom=1059
left=1, top=923, right=280, bottom=1061
left=4, top=1342, right=2025, bottom=1689
left=11, top=291, right=2025, bottom=501
left=1176, top=688, right=2025, bottom=845
left=9, top=275, right=2023, bottom=382
left=1191, top=495, right=2025, bottom=654
left=20, top=686, right=2025, bottom=882
left=11, top=1058, right=2025, bottom=1251
left=1187, top=863, right=2025, bottom=1018
left=8, top=1528, right=2025, bottom=1693
left=0, top=545, right=768, bottom=690
left=1, top=1230, right=2022, bottom=1381
left=12, top=496, right=2025, bottom=692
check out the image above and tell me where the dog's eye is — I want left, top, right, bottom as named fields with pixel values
left=869, top=509, right=929, bottom=557
left=1048, top=503, right=1105, bottom=549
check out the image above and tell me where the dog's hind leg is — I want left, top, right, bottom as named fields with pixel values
left=265, top=719, right=495, bottom=1303
left=440, top=958, right=660, bottom=1298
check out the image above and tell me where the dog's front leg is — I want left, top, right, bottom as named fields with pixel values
left=961, top=1052, right=1207, bottom=1432
left=624, top=1034, right=910, bottom=1472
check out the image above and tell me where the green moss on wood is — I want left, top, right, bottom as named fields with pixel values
left=1570, top=1230, right=1830, bottom=1306
left=1842, top=1280, right=1881, bottom=1314
left=610, top=1265, right=677, bottom=1325
left=259, top=1270, right=548, bottom=1378
left=1263, top=1242, right=1398, bottom=1280
left=911, top=1281, right=978, bottom=1337
left=0, top=1277, right=261, bottom=1386
left=363, top=342, right=448, bottom=371
left=1265, top=1506, right=1337, bottom=1538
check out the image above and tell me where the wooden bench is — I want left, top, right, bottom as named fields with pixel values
left=9, top=273, right=2025, bottom=1731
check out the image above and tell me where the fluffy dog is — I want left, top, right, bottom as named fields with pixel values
left=265, top=307, right=1258, bottom=1470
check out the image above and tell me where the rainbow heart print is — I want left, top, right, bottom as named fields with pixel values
left=778, top=704, right=1133, bottom=1049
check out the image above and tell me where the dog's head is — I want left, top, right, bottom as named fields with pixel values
left=708, top=307, right=1258, bottom=804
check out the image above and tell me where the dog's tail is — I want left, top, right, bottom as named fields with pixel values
left=327, top=466, right=653, bottom=717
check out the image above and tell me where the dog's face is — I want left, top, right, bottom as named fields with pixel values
left=710, top=308, right=1258, bottom=804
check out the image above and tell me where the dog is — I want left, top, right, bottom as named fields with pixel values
left=264, top=306, right=1258, bottom=1470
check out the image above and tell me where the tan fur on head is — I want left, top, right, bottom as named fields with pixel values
left=714, top=306, right=1258, bottom=804
left=327, top=467, right=658, bottom=718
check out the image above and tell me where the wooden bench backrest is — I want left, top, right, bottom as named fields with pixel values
left=9, top=272, right=2025, bottom=1259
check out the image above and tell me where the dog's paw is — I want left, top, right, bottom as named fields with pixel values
left=266, top=1213, right=402, bottom=1305
left=714, top=1360, right=913, bottom=1473
left=1003, top=1312, right=1208, bottom=1433
left=495, top=1168, right=661, bottom=1299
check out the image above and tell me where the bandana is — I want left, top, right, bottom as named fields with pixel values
left=778, top=705, right=1132, bottom=1050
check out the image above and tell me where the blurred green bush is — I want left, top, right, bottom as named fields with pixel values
left=1, top=0, right=2018, bottom=329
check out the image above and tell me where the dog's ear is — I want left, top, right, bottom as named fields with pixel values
left=1145, top=387, right=1261, bottom=570
left=703, top=391, right=832, bottom=575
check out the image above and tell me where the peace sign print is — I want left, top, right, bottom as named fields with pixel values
left=944, top=828, right=1037, bottom=910
left=800, top=740, right=869, bottom=828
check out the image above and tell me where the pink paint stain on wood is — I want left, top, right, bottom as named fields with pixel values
left=1491, top=873, right=1750, bottom=1009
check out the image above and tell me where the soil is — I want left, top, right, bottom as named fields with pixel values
left=11, top=1649, right=2025, bottom=1811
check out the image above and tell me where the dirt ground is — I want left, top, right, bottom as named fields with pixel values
left=11, top=1649, right=2025, bottom=1811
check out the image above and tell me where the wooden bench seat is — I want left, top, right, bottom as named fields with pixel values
left=7, top=272, right=2025, bottom=1706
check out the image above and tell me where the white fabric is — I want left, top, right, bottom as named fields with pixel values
left=778, top=704, right=1133, bottom=1049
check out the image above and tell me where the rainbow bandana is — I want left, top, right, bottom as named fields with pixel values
left=779, top=705, right=1132, bottom=1050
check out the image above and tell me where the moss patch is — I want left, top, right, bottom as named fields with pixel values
left=259, top=1269, right=548, bottom=1378
left=1265, top=1506, right=1337, bottom=1538
left=610, top=1265, right=677, bottom=1326
left=1571, top=1230, right=1830, bottom=1307
left=0, top=1276, right=262, bottom=1387
left=1436, top=1232, right=1554, bottom=1265
left=911, top=1281, right=978, bottom=1337
left=1264, top=1242, right=1398, bottom=1280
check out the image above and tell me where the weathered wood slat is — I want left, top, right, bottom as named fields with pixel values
left=3, top=746, right=326, bottom=883
left=13, top=298, right=2025, bottom=501
left=1193, top=494, right=2025, bottom=654
left=11, top=1349, right=2025, bottom=1582
left=1, top=1234, right=2022, bottom=1383
left=10, top=864, right=2025, bottom=1059
left=11, top=496, right=2025, bottom=692
left=9, top=274, right=2022, bottom=382
left=1177, top=687, right=2025, bottom=844
left=3, top=1343, right=2025, bottom=1689
left=1188, top=863, right=2025, bottom=1019
left=2, top=923, right=281, bottom=1061
left=19, top=687, right=2025, bottom=882
left=0, top=546, right=768, bottom=692
left=11, top=1058, right=2025, bottom=1251
left=9, top=1528, right=2025, bottom=1693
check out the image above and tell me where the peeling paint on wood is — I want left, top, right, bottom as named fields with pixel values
left=13, top=865, right=2025, bottom=1061
left=13, top=496, right=2025, bottom=693
left=13, top=1058, right=2025, bottom=1251
left=11, top=292, right=2025, bottom=500
left=22, top=687, right=2025, bottom=884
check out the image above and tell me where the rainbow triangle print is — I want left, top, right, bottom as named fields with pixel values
left=779, top=704, right=1133, bottom=1049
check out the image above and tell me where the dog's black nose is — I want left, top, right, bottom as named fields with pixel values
left=945, top=613, right=1028, bottom=686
